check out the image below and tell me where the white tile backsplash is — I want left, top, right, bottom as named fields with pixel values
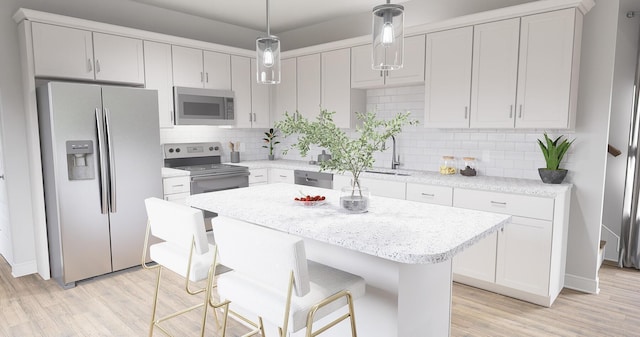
left=161, top=84, right=574, bottom=179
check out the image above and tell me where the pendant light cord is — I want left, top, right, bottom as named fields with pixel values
left=266, top=0, right=271, bottom=36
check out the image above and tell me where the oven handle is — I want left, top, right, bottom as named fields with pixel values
left=190, top=172, right=250, bottom=181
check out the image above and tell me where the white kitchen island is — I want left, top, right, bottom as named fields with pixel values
left=188, top=183, right=511, bottom=337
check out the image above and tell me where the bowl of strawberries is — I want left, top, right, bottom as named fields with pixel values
left=294, top=194, right=327, bottom=206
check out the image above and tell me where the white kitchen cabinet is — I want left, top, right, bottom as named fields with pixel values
left=250, top=59, right=271, bottom=129
left=297, top=54, right=321, bottom=120
left=232, top=55, right=252, bottom=128
left=359, top=177, right=405, bottom=199
left=172, top=45, right=231, bottom=90
left=32, top=22, right=144, bottom=85
left=162, top=176, right=190, bottom=205
left=269, top=168, right=294, bottom=184
left=405, top=183, right=453, bottom=206
left=424, top=27, right=473, bottom=128
left=452, top=188, right=563, bottom=306
left=470, top=18, right=520, bottom=128
left=351, top=35, right=426, bottom=89
left=515, top=8, right=580, bottom=129
left=273, top=58, right=297, bottom=124
left=321, top=48, right=366, bottom=129
left=332, top=174, right=353, bottom=190
left=249, top=168, right=269, bottom=186
left=143, top=41, right=174, bottom=128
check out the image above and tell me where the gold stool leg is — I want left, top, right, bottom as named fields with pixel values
left=149, top=266, right=163, bottom=337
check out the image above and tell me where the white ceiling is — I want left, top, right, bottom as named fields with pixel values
left=128, top=0, right=408, bottom=33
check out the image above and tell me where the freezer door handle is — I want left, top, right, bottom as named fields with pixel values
left=95, top=108, right=109, bottom=214
left=104, top=108, right=117, bottom=213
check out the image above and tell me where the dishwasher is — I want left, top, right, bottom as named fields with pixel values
left=294, top=170, right=333, bottom=189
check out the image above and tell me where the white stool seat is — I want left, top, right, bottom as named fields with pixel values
left=150, top=241, right=216, bottom=282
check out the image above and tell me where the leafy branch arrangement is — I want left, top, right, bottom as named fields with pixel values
left=262, top=128, right=280, bottom=156
left=275, top=109, right=417, bottom=194
left=537, top=133, right=574, bottom=170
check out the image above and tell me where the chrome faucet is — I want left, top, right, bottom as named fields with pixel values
left=391, top=135, right=401, bottom=169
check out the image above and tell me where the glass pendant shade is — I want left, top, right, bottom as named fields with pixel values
left=372, top=3, right=404, bottom=70
left=256, top=36, right=281, bottom=84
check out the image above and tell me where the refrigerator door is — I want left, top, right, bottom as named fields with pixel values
left=38, top=82, right=113, bottom=286
left=101, top=86, right=162, bottom=271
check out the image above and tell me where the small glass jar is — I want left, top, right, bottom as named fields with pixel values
left=460, top=157, right=477, bottom=176
left=439, top=156, right=457, bottom=175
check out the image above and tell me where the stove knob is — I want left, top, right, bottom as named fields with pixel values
left=175, top=148, right=181, bottom=153
left=214, top=146, right=219, bottom=151
left=209, top=146, right=214, bottom=151
left=168, top=148, right=174, bottom=153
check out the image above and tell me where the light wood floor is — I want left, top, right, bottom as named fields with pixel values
left=1, top=258, right=638, bottom=336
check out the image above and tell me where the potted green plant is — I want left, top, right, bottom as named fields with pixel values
left=537, top=132, right=574, bottom=184
left=262, top=128, right=280, bottom=160
left=275, top=109, right=417, bottom=213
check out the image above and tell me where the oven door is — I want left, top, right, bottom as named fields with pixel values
left=190, top=172, right=249, bottom=194
left=174, top=87, right=235, bottom=125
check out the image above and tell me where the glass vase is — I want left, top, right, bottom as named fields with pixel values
left=340, top=185, right=370, bottom=213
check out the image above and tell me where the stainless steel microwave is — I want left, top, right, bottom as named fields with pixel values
left=173, top=87, right=235, bottom=126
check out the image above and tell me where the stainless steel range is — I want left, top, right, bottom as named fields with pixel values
left=163, top=142, right=249, bottom=228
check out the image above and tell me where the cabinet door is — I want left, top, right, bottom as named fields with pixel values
left=470, top=19, right=520, bottom=128
left=251, top=59, right=271, bottom=128
left=249, top=168, right=269, bottom=185
left=424, top=27, right=473, bottom=128
left=231, top=55, right=253, bottom=128
left=93, top=33, right=144, bottom=84
left=322, top=48, right=353, bottom=129
left=297, top=54, right=322, bottom=120
left=515, top=9, right=576, bottom=129
left=203, top=51, right=231, bottom=90
left=496, top=216, right=552, bottom=296
left=31, top=22, right=94, bottom=80
left=453, top=232, right=497, bottom=283
left=359, top=177, right=405, bottom=199
left=273, top=58, right=297, bottom=123
left=143, top=41, right=174, bottom=128
left=269, top=168, right=294, bottom=184
left=351, top=44, right=385, bottom=88
left=385, top=35, right=426, bottom=86
left=172, top=45, right=204, bottom=88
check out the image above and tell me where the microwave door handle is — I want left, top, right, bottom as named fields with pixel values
left=95, top=108, right=109, bottom=214
left=104, top=108, right=117, bottom=213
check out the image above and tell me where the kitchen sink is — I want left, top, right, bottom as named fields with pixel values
left=365, top=170, right=411, bottom=176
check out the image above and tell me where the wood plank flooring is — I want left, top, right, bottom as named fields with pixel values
left=1, top=257, right=638, bottom=336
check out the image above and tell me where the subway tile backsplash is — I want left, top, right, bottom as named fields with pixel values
left=161, top=84, right=574, bottom=180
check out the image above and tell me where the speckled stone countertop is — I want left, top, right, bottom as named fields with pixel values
left=187, top=183, right=511, bottom=264
left=233, top=160, right=571, bottom=198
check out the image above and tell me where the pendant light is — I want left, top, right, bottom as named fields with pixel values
left=256, top=0, right=281, bottom=84
left=372, top=0, right=404, bottom=70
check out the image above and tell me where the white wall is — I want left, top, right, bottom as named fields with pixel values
left=602, top=0, right=640, bottom=262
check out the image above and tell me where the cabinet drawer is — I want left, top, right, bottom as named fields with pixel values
left=269, top=168, right=294, bottom=184
left=359, top=177, right=406, bottom=199
left=453, top=188, right=553, bottom=220
left=249, top=168, right=268, bottom=185
left=164, top=192, right=190, bottom=204
left=163, top=176, right=190, bottom=194
left=406, top=183, right=453, bottom=206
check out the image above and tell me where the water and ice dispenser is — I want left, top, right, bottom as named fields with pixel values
left=66, top=140, right=94, bottom=180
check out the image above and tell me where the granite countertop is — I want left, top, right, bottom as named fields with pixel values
left=187, top=183, right=511, bottom=264
left=234, top=160, right=571, bottom=198
left=161, top=167, right=190, bottom=178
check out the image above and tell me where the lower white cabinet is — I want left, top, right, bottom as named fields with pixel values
left=405, top=183, right=453, bottom=206
left=453, top=232, right=497, bottom=283
left=359, top=177, right=405, bottom=199
left=269, top=168, right=294, bottom=184
left=249, top=168, right=268, bottom=186
left=162, top=176, right=190, bottom=204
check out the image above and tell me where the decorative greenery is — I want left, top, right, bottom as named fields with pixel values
left=537, top=133, right=574, bottom=170
left=262, top=128, right=280, bottom=156
left=275, top=109, right=418, bottom=194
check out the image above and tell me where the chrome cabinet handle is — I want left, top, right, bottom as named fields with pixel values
left=490, top=201, right=507, bottom=205
left=380, top=71, right=383, bottom=77
left=95, top=108, right=108, bottom=214
left=95, top=59, right=101, bottom=73
left=200, top=72, right=204, bottom=82
left=104, top=108, right=117, bottom=213
left=253, top=113, right=257, bottom=122
left=206, top=72, right=209, bottom=83
left=464, top=106, right=468, bottom=119
left=254, top=175, right=264, bottom=178
left=87, top=58, right=93, bottom=72
left=249, top=113, right=252, bottom=122
left=510, top=105, right=513, bottom=118
left=421, top=193, right=435, bottom=197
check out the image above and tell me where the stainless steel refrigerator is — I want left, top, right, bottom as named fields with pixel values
left=37, top=82, right=162, bottom=288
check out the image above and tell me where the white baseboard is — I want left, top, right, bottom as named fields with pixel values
left=11, top=259, right=38, bottom=277
left=564, top=273, right=599, bottom=294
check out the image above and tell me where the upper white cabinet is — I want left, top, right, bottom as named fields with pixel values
left=250, top=59, right=271, bottom=129
left=351, top=35, right=426, bottom=89
left=172, top=45, right=231, bottom=90
left=272, top=58, right=297, bottom=124
left=424, top=27, right=473, bottom=128
left=233, top=56, right=270, bottom=128
left=297, top=54, right=322, bottom=119
left=470, top=18, right=520, bottom=128
left=32, top=22, right=144, bottom=85
left=143, top=41, right=174, bottom=128
left=321, top=48, right=366, bottom=129
left=515, top=8, right=580, bottom=129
